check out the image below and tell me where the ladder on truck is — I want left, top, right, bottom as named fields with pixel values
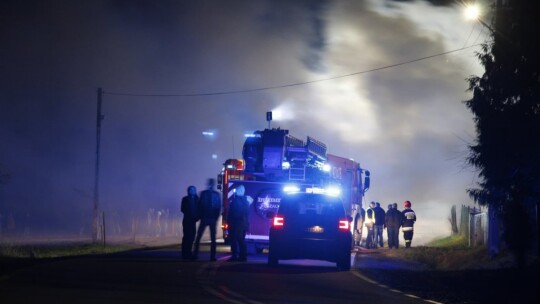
left=285, top=134, right=327, bottom=182
left=289, top=164, right=306, bottom=181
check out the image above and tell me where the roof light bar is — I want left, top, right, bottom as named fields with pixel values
left=325, top=186, right=341, bottom=197
left=283, top=185, right=300, bottom=193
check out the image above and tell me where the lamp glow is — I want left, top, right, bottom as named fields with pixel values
left=464, top=4, right=480, bottom=20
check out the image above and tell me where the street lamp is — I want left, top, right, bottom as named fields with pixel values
left=463, top=2, right=493, bottom=31
left=464, top=3, right=480, bottom=21
left=463, top=1, right=510, bottom=46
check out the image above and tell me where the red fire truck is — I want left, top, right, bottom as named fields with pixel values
left=217, top=128, right=370, bottom=253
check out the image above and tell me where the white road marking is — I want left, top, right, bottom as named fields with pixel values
left=196, top=255, right=264, bottom=304
left=352, top=252, right=444, bottom=304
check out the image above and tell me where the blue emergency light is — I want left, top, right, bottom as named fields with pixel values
left=284, top=185, right=342, bottom=197
left=283, top=185, right=300, bottom=193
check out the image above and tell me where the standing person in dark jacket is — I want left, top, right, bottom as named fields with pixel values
left=193, top=178, right=221, bottom=261
left=227, top=185, right=250, bottom=262
left=365, top=202, right=376, bottom=249
left=385, top=203, right=401, bottom=249
left=373, top=202, right=386, bottom=248
left=181, top=186, right=199, bottom=259
left=401, top=200, right=417, bottom=248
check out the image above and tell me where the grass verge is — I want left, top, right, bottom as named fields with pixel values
left=0, top=243, right=142, bottom=259
left=381, top=235, right=517, bottom=270
left=0, top=241, right=155, bottom=278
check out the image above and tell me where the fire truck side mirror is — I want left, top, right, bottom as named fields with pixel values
left=363, top=170, right=370, bottom=192
left=217, top=174, right=222, bottom=190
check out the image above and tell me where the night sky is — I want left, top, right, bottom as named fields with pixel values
left=0, top=0, right=491, bottom=243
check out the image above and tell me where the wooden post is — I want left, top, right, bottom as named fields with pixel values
left=93, top=88, right=104, bottom=243
left=102, top=211, right=106, bottom=248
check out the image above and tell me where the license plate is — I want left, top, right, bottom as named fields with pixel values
left=307, top=226, right=324, bottom=233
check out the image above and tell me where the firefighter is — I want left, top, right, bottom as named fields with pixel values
left=227, top=185, right=250, bottom=262
left=401, top=200, right=417, bottom=248
left=373, top=202, right=386, bottom=248
left=385, top=203, right=401, bottom=249
left=193, top=178, right=222, bottom=261
left=365, top=201, right=376, bottom=249
left=181, top=185, right=199, bottom=260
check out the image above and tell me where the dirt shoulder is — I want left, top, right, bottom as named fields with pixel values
left=355, top=246, right=540, bottom=304
left=355, top=247, right=428, bottom=271
left=0, top=236, right=182, bottom=278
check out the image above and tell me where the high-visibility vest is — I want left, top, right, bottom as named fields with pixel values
left=365, top=208, right=376, bottom=224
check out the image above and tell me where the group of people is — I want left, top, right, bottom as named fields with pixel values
left=180, top=178, right=249, bottom=262
left=362, top=200, right=417, bottom=249
left=181, top=178, right=417, bottom=261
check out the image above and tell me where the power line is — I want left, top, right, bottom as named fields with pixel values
left=471, top=25, right=487, bottom=46
left=104, top=43, right=484, bottom=98
left=463, top=22, right=477, bottom=48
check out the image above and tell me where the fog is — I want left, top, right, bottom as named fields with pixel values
left=0, top=0, right=490, bottom=244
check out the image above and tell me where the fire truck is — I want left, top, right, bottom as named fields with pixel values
left=217, top=127, right=370, bottom=253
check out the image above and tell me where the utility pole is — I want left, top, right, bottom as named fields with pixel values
left=93, top=88, right=104, bottom=243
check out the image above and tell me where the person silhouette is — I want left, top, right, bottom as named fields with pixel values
left=193, top=178, right=221, bottom=261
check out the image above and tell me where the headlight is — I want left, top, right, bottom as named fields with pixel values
left=283, top=185, right=300, bottom=193
left=325, top=186, right=341, bottom=197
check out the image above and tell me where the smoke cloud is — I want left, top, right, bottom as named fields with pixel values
left=0, top=0, right=488, bottom=243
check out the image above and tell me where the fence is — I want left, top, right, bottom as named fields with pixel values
left=459, top=205, right=488, bottom=247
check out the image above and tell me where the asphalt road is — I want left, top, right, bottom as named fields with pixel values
left=1, top=244, right=538, bottom=303
left=0, top=244, right=433, bottom=304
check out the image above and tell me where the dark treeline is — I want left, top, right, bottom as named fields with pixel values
left=465, top=0, right=540, bottom=265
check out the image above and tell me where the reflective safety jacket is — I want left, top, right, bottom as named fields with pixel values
left=401, top=208, right=416, bottom=231
left=365, top=208, right=376, bottom=227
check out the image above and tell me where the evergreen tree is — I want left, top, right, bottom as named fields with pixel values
left=465, top=0, right=540, bottom=265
